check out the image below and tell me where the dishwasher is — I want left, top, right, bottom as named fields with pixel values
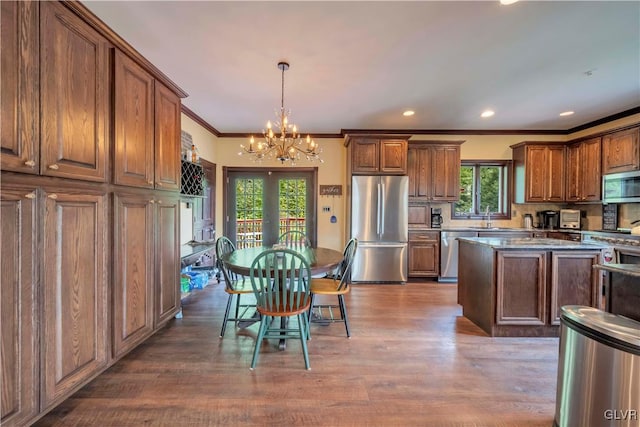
left=439, top=231, right=478, bottom=282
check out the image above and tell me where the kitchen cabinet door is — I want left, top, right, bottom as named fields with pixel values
left=41, top=189, right=109, bottom=408
left=40, top=1, right=109, bottom=182
left=549, top=251, right=601, bottom=325
left=379, top=139, right=407, bottom=174
left=155, top=196, right=181, bottom=326
left=113, top=193, right=155, bottom=359
left=0, top=1, right=39, bottom=175
left=0, top=186, right=38, bottom=426
left=114, top=50, right=155, bottom=188
left=496, top=251, right=546, bottom=325
left=408, top=231, right=439, bottom=277
left=546, top=145, right=565, bottom=202
left=566, top=137, right=602, bottom=202
left=431, top=145, right=461, bottom=201
left=602, top=127, right=639, bottom=174
left=154, top=83, right=181, bottom=190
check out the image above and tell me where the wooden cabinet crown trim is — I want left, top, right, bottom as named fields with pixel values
left=61, top=0, right=188, bottom=98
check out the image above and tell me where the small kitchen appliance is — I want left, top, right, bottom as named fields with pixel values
left=536, top=210, right=559, bottom=229
left=523, top=214, right=533, bottom=229
left=560, top=209, right=582, bottom=230
left=431, top=208, right=443, bottom=228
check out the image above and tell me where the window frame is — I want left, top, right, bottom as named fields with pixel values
left=452, top=160, right=512, bottom=220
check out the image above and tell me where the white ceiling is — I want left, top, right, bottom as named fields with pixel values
left=84, top=1, right=640, bottom=135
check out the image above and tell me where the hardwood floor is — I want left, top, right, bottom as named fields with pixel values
left=34, top=281, right=559, bottom=426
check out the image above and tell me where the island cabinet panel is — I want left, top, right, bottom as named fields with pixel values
left=40, top=1, right=109, bottom=182
left=0, top=1, right=39, bottom=175
left=549, top=251, right=601, bottom=325
left=113, top=193, right=155, bottom=359
left=0, top=186, right=38, bottom=427
left=602, top=127, right=639, bottom=174
left=155, top=196, right=181, bottom=326
left=496, top=251, right=546, bottom=325
left=408, top=231, right=440, bottom=277
left=41, top=189, right=109, bottom=409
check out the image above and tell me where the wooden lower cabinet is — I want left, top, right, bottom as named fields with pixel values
left=113, top=192, right=181, bottom=356
left=460, top=240, right=602, bottom=337
left=408, top=231, right=439, bottom=277
left=549, top=251, right=601, bottom=325
left=113, top=193, right=155, bottom=359
left=155, top=196, right=181, bottom=326
left=41, top=188, right=109, bottom=408
left=1, top=186, right=39, bottom=426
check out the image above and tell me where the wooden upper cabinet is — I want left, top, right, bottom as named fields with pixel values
left=350, top=137, right=407, bottom=174
left=407, top=142, right=462, bottom=201
left=154, top=83, right=181, bottom=190
left=0, top=1, right=39, bottom=175
left=602, top=127, right=639, bottom=174
left=41, top=189, right=109, bottom=408
left=1, top=185, right=39, bottom=426
left=512, top=142, right=565, bottom=203
left=114, top=51, right=182, bottom=190
left=114, top=50, right=155, bottom=188
left=40, top=1, right=109, bottom=182
left=566, top=137, right=601, bottom=202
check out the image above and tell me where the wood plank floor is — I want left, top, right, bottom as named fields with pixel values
left=34, top=281, right=559, bottom=427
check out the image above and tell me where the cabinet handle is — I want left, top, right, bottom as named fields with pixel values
left=24, top=160, right=36, bottom=167
left=47, top=194, right=58, bottom=200
left=25, top=192, right=36, bottom=199
left=48, top=164, right=59, bottom=170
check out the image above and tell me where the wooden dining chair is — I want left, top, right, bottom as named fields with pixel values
left=278, top=230, right=311, bottom=249
left=215, top=236, right=257, bottom=338
left=249, top=248, right=312, bottom=370
left=308, top=238, right=358, bottom=337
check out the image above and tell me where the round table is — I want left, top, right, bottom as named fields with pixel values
left=222, top=246, right=343, bottom=277
left=221, top=245, right=343, bottom=350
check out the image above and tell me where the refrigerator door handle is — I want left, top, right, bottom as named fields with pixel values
left=376, top=183, right=382, bottom=235
left=380, top=183, right=385, bottom=235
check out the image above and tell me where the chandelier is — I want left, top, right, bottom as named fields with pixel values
left=240, top=61, right=322, bottom=164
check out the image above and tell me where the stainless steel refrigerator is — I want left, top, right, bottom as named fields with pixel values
left=351, top=175, right=408, bottom=283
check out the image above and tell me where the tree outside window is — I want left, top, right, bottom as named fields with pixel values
left=453, top=161, right=511, bottom=219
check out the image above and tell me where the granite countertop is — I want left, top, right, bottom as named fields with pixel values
left=594, top=263, right=640, bottom=277
left=457, top=237, right=606, bottom=250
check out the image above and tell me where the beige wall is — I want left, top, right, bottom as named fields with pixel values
left=182, top=112, right=640, bottom=242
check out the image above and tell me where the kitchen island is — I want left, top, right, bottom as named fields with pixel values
left=458, top=237, right=604, bottom=337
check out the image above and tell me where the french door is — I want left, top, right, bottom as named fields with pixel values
left=224, top=167, right=317, bottom=248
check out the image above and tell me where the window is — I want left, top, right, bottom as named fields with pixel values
left=453, top=160, right=511, bottom=219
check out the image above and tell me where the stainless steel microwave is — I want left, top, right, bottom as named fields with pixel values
left=603, top=170, right=640, bottom=203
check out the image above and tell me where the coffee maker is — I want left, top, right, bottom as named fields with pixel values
left=431, top=208, right=443, bottom=228
left=536, top=210, right=559, bottom=229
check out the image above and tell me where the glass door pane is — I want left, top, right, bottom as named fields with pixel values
left=234, top=177, right=264, bottom=249
left=278, top=178, right=307, bottom=238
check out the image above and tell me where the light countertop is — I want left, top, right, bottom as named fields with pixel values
left=594, top=263, right=640, bottom=277
left=457, top=237, right=606, bottom=250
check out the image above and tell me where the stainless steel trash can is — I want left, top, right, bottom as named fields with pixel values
left=555, top=306, right=640, bottom=427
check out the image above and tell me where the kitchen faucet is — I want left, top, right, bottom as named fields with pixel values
left=485, top=206, right=492, bottom=228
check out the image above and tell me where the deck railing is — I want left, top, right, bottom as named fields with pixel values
left=236, top=217, right=306, bottom=248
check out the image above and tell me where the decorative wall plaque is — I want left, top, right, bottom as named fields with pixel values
left=320, top=185, right=342, bottom=196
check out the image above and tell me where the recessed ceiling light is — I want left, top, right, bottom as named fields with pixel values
left=500, top=0, right=519, bottom=5
left=481, top=110, right=495, bottom=118
left=403, top=110, right=415, bottom=117
left=559, top=111, right=575, bottom=116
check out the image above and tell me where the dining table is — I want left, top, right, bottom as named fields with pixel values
left=220, top=245, right=343, bottom=349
